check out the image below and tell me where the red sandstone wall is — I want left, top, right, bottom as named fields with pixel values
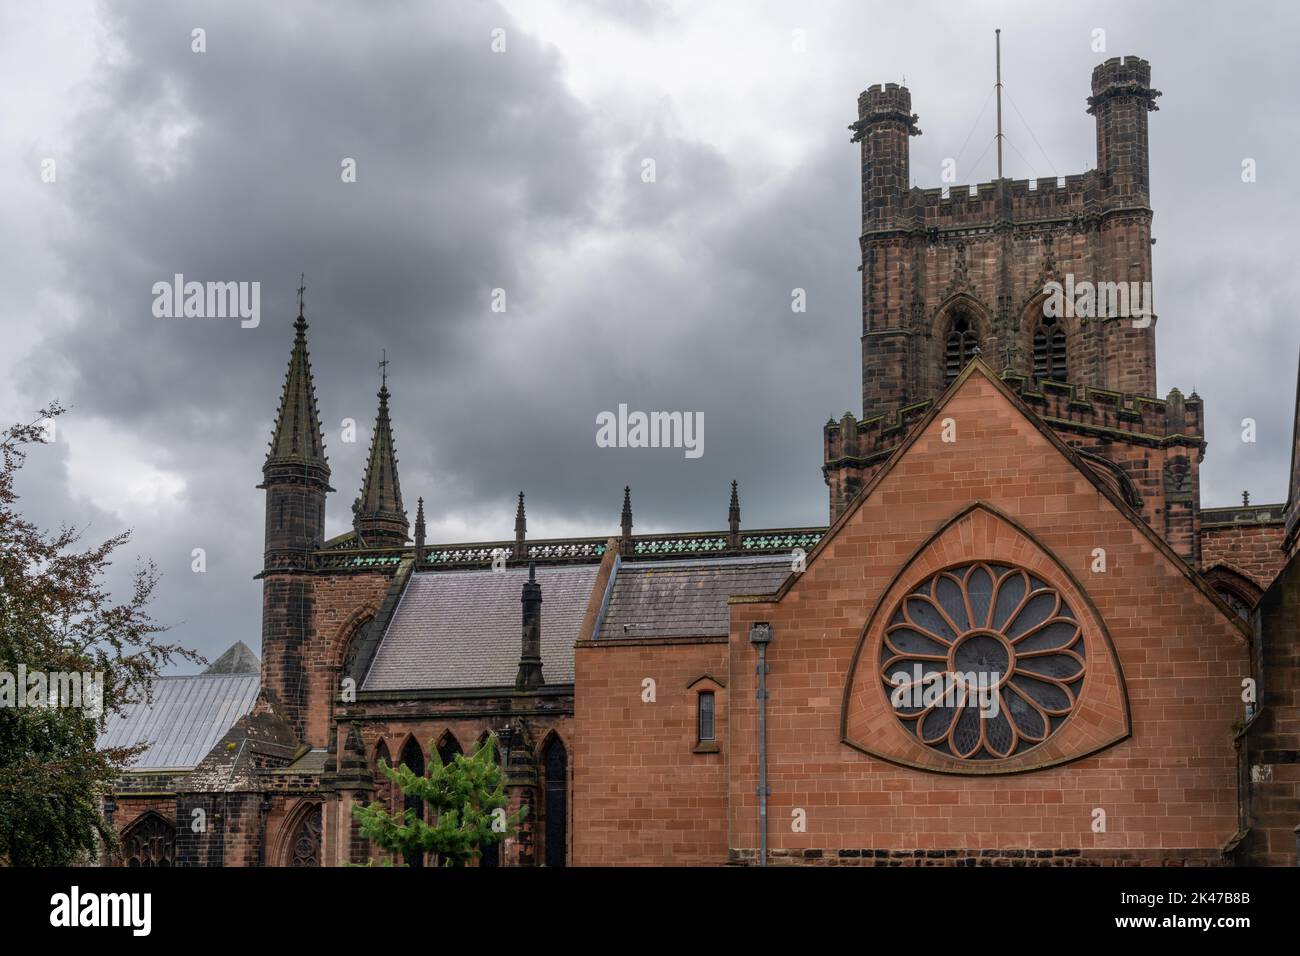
left=572, top=639, right=729, bottom=866
left=733, top=372, right=1248, bottom=864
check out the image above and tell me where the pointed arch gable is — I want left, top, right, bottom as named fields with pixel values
left=839, top=501, right=1133, bottom=775
left=686, top=673, right=726, bottom=690
left=768, top=361, right=1253, bottom=634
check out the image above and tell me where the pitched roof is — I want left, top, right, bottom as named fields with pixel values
left=97, top=673, right=260, bottom=771
left=202, top=640, right=260, bottom=675
left=362, top=564, right=599, bottom=691
left=597, top=555, right=792, bottom=639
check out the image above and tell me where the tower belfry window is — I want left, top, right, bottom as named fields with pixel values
left=944, top=315, right=977, bottom=384
left=1033, top=316, right=1067, bottom=382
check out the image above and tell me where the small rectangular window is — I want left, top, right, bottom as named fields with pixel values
left=698, top=691, right=715, bottom=742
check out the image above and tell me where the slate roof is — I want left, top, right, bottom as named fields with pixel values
left=362, top=565, right=599, bottom=691
left=597, top=555, right=792, bottom=640
left=97, top=672, right=260, bottom=771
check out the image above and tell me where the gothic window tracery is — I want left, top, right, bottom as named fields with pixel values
left=1033, top=315, right=1068, bottom=382
left=122, top=812, right=175, bottom=867
left=1214, top=586, right=1252, bottom=622
left=288, top=803, right=322, bottom=867
left=879, top=562, right=1086, bottom=760
left=944, top=315, right=978, bottom=384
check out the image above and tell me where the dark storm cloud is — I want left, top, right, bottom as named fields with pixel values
left=6, top=0, right=1300, bottom=667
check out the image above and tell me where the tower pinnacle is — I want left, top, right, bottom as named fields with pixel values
left=352, top=358, right=407, bottom=547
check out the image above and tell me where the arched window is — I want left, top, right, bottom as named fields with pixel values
left=288, top=803, right=322, bottom=867
left=1214, top=586, right=1253, bottom=622
left=1033, top=316, right=1067, bottom=382
left=122, top=812, right=174, bottom=867
left=435, top=731, right=463, bottom=768
left=542, top=734, right=567, bottom=868
left=399, top=737, right=425, bottom=868
left=698, top=691, right=716, bottom=743
left=1204, top=566, right=1263, bottom=624
left=477, top=732, right=500, bottom=868
left=944, top=314, right=978, bottom=384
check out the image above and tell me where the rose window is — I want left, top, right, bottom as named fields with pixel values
left=879, top=563, right=1086, bottom=760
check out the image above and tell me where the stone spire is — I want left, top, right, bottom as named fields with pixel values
left=728, top=480, right=741, bottom=549
left=513, top=492, right=527, bottom=559
left=619, top=485, right=633, bottom=556
left=515, top=562, right=544, bottom=691
left=414, top=496, right=426, bottom=564
left=352, top=363, right=407, bottom=547
left=264, top=281, right=330, bottom=484
left=259, top=280, right=333, bottom=744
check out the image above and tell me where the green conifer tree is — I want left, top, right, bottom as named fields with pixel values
left=352, top=734, right=526, bottom=867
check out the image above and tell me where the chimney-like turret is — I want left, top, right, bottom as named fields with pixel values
left=515, top=563, right=544, bottom=691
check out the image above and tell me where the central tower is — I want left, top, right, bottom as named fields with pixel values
left=826, top=56, right=1205, bottom=566
left=851, top=56, right=1161, bottom=426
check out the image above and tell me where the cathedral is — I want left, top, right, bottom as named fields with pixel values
left=98, top=54, right=1300, bottom=867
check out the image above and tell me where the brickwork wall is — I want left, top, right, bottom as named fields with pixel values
left=1201, top=521, right=1287, bottom=592
left=735, top=371, right=1247, bottom=865
left=572, top=638, right=729, bottom=866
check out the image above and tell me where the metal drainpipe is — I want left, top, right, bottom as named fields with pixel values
left=749, top=623, right=772, bottom=867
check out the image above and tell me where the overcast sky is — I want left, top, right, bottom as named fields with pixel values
left=3, top=0, right=1297, bottom=669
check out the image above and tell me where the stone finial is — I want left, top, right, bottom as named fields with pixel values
left=514, top=492, right=527, bottom=559
left=619, top=486, right=633, bottom=556
left=414, top=496, right=426, bottom=564
left=728, top=480, right=741, bottom=549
